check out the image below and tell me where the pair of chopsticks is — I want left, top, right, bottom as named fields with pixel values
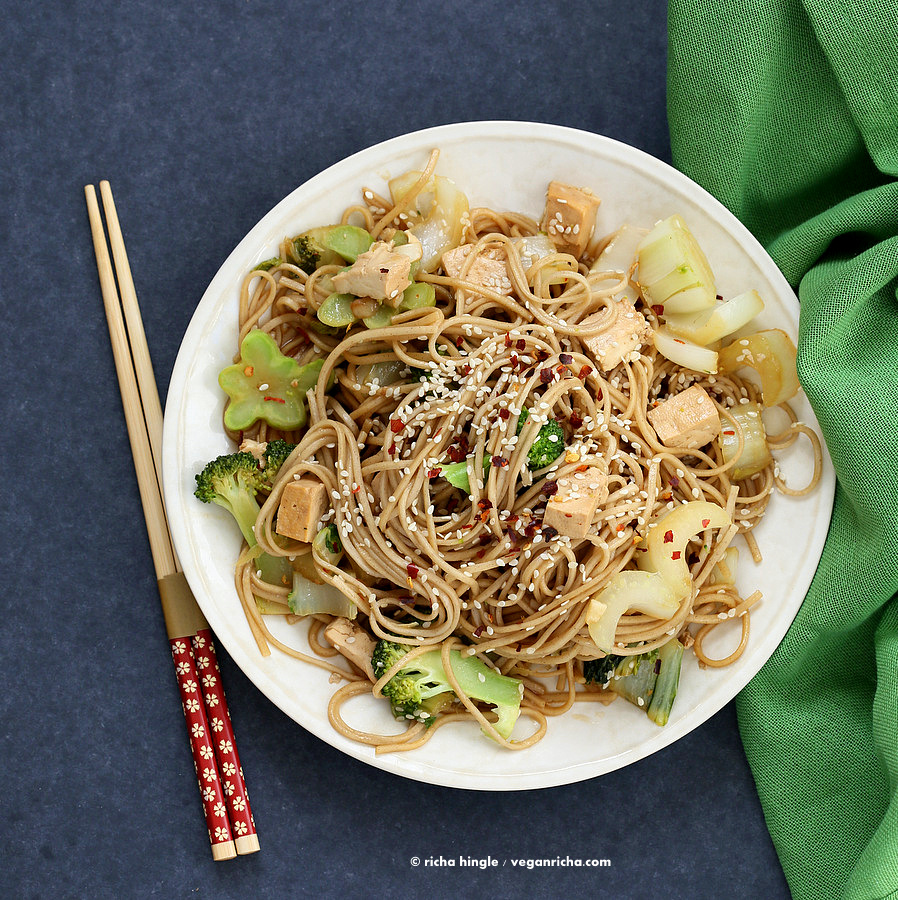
left=85, top=182, right=260, bottom=861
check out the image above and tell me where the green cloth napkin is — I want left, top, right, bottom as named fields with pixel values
left=667, top=1, right=898, bottom=897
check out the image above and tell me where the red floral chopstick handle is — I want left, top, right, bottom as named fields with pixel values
left=193, top=629, right=259, bottom=854
left=169, top=636, right=236, bottom=860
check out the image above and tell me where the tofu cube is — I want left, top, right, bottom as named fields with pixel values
left=540, top=181, right=601, bottom=259
left=647, top=385, right=721, bottom=449
left=581, top=306, right=651, bottom=371
left=441, top=244, right=513, bottom=295
left=542, top=467, right=609, bottom=539
left=331, top=240, right=411, bottom=303
left=276, top=478, right=328, bottom=543
left=324, top=617, right=377, bottom=681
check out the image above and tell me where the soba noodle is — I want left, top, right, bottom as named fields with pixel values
left=207, top=150, right=822, bottom=751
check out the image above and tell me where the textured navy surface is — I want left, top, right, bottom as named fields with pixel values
left=0, top=1, right=788, bottom=897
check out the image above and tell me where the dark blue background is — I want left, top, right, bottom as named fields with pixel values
left=0, top=1, right=789, bottom=897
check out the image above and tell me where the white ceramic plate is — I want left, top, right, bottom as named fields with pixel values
left=162, top=121, right=835, bottom=790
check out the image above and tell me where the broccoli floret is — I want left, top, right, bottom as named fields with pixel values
left=372, top=640, right=522, bottom=739
left=526, top=419, right=565, bottom=469
left=194, top=452, right=263, bottom=546
left=290, top=235, right=322, bottom=272
left=253, top=257, right=283, bottom=272
left=261, top=439, right=296, bottom=486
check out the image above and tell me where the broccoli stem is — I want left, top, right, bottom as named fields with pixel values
left=217, top=489, right=262, bottom=547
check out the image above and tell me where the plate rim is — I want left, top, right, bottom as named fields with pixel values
left=162, top=119, right=835, bottom=790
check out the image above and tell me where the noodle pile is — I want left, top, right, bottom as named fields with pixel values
left=213, top=151, right=822, bottom=751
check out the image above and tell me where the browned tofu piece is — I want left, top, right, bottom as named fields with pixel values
left=441, top=244, right=513, bottom=295
left=647, top=385, right=721, bottom=449
left=581, top=307, right=651, bottom=371
left=540, top=181, right=601, bottom=258
left=331, top=240, right=411, bottom=303
left=542, top=467, right=609, bottom=539
left=324, top=617, right=377, bottom=681
left=276, top=478, right=328, bottom=543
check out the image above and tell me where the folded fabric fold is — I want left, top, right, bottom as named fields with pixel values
left=668, top=2, right=898, bottom=898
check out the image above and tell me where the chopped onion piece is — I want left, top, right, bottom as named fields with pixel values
left=638, top=500, right=731, bottom=591
left=586, top=571, right=679, bottom=654
left=587, top=501, right=732, bottom=653
left=288, top=570, right=356, bottom=619
left=512, top=233, right=556, bottom=269
left=718, top=401, right=772, bottom=479
left=637, top=215, right=717, bottom=312
left=718, top=329, right=799, bottom=406
left=591, top=223, right=648, bottom=275
left=410, top=176, right=469, bottom=272
left=653, top=327, right=719, bottom=374
left=710, top=548, right=740, bottom=586
left=512, top=233, right=577, bottom=286
left=662, top=289, right=765, bottom=346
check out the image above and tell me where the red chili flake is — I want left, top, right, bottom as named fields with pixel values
left=616, top=523, right=626, bottom=532
left=263, top=396, right=286, bottom=404
left=575, top=464, right=590, bottom=473
left=651, top=305, right=664, bottom=316
left=475, top=548, right=487, bottom=559
left=473, top=625, right=484, bottom=638
left=243, top=365, right=254, bottom=376
left=389, top=418, right=404, bottom=434
left=723, top=430, right=735, bottom=436
left=541, top=480, right=559, bottom=497
left=446, top=495, right=459, bottom=514
left=406, top=564, right=419, bottom=579
left=516, top=339, right=526, bottom=350
left=446, top=435, right=469, bottom=463
left=351, top=484, right=361, bottom=494
left=460, top=364, right=472, bottom=376
left=504, top=332, right=512, bottom=348
left=578, top=364, right=593, bottom=379
left=559, top=353, right=573, bottom=365
left=535, top=348, right=550, bottom=362
left=671, top=551, right=682, bottom=560
left=539, top=368, right=553, bottom=384
left=491, top=455, right=509, bottom=468
left=555, top=363, right=567, bottom=376
left=504, top=513, right=519, bottom=525
left=524, top=521, right=538, bottom=539
left=702, top=518, right=711, bottom=528
left=477, top=498, right=493, bottom=511
left=477, top=534, right=493, bottom=546
left=510, top=353, right=519, bottom=368
left=570, top=411, right=583, bottom=429
left=670, top=476, right=680, bottom=488
left=499, top=408, right=510, bottom=420
left=455, top=335, right=465, bottom=348
left=388, top=444, right=396, bottom=456
left=663, top=529, right=674, bottom=544
left=541, top=525, right=559, bottom=540
left=426, top=468, right=442, bottom=479
left=674, top=338, right=686, bottom=345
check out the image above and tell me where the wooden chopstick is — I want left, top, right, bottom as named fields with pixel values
left=85, top=182, right=260, bottom=860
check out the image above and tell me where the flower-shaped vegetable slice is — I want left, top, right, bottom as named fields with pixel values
left=218, top=329, right=322, bottom=431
